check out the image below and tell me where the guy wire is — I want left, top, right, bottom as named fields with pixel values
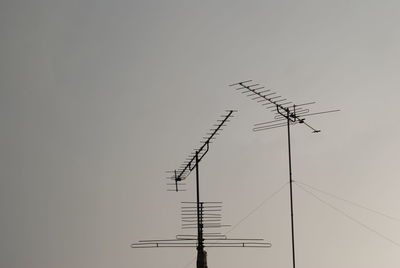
left=295, top=180, right=400, bottom=222
left=295, top=183, right=400, bottom=248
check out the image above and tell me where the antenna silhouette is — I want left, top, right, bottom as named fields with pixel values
left=166, top=110, right=236, bottom=192
left=132, top=110, right=270, bottom=268
left=132, top=202, right=270, bottom=248
left=230, top=80, right=339, bottom=268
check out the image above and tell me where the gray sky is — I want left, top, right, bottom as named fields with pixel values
left=1, top=0, right=400, bottom=267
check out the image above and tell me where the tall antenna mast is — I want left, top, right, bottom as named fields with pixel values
left=230, top=80, right=339, bottom=268
left=168, top=110, right=237, bottom=268
left=132, top=110, right=270, bottom=268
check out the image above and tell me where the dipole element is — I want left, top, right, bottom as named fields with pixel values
left=230, top=80, right=339, bottom=268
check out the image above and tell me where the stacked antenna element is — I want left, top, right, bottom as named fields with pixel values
left=166, top=110, right=237, bottom=192
left=181, top=202, right=228, bottom=231
left=131, top=202, right=270, bottom=249
left=229, top=80, right=339, bottom=133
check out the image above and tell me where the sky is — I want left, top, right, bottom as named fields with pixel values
left=1, top=0, right=400, bottom=267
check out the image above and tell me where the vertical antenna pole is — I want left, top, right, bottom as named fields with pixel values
left=195, top=151, right=205, bottom=268
left=287, top=109, right=296, bottom=268
left=174, top=170, right=178, bottom=192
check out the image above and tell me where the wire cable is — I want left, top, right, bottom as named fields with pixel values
left=224, top=182, right=289, bottom=235
left=295, top=180, right=400, bottom=222
left=295, top=183, right=400, bottom=248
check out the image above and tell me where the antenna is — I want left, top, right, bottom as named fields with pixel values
left=166, top=110, right=236, bottom=192
left=230, top=80, right=339, bottom=268
left=132, top=110, right=270, bottom=268
left=132, top=201, right=270, bottom=248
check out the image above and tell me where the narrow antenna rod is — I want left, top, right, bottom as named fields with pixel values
left=286, top=109, right=296, bottom=268
left=195, top=151, right=206, bottom=268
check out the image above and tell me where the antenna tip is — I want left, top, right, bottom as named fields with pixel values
left=228, top=80, right=252, bottom=86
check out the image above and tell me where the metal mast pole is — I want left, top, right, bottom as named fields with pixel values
left=286, top=109, right=296, bottom=268
left=195, top=151, right=205, bottom=268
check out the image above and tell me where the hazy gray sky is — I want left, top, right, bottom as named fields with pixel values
left=1, top=1, right=400, bottom=267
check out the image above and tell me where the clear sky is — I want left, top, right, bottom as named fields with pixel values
left=1, top=1, right=400, bottom=267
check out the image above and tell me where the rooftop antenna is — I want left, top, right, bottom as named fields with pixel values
left=132, top=201, right=270, bottom=253
left=132, top=110, right=270, bottom=268
left=166, top=110, right=236, bottom=192
left=229, top=80, right=339, bottom=268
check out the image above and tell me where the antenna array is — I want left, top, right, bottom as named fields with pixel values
left=229, top=80, right=339, bottom=133
left=132, top=201, right=270, bottom=249
left=166, top=110, right=236, bottom=192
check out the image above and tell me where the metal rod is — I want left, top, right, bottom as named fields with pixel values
left=182, top=201, right=222, bottom=204
left=175, top=170, right=178, bottom=192
left=286, top=109, right=296, bottom=268
left=195, top=151, right=205, bottom=268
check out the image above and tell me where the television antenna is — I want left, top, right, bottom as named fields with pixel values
left=132, top=201, right=270, bottom=248
left=230, top=80, right=339, bottom=268
left=166, top=110, right=236, bottom=192
left=132, top=110, right=270, bottom=268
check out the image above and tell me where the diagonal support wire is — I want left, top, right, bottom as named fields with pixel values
left=295, top=183, right=400, bottom=248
